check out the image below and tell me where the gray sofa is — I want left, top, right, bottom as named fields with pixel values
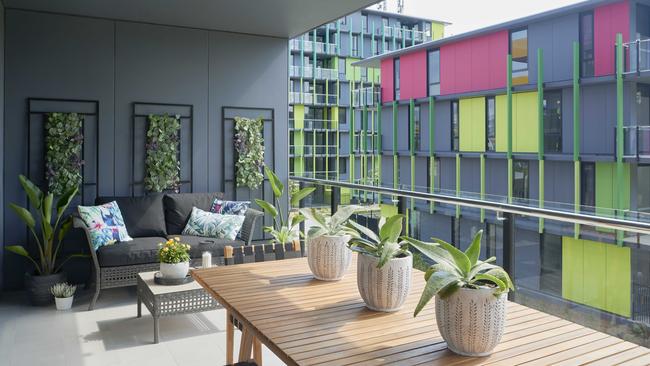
left=73, top=192, right=263, bottom=310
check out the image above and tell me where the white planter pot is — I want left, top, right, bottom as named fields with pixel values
left=160, top=261, right=190, bottom=279
left=435, top=287, right=507, bottom=357
left=55, top=296, right=73, bottom=310
left=357, top=252, right=412, bottom=312
left=308, top=234, right=352, bottom=281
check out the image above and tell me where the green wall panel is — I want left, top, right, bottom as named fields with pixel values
left=561, top=236, right=631, bottom=317
left=431, top=22, right=445, bottom=40
left=496, top=92, right=539, bottom=153
left=459, top=97, right=486, bottom=152
left=345, top=57, right=361, bottom=82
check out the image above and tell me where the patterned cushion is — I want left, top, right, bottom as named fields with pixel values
left=78, top=201, right=133, bottom=251
left=210, top=199, right=250, bottom=216
left=182, top=207, right=245, bottom=241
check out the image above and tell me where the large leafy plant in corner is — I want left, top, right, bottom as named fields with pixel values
left=254, top=166, right=315, bottom=244
left=145, top=114, right=181, bottom=193
left=234, top=117, right=264, bottom=190
left=45, top=112, right=84, bottom=196
left=5, top=175, right=86, bottom=275
left=299, top=205, right=361, bottom=239
left=347, top=214, right=411, bottom=268
left=404, top=230, right=514, bottom=317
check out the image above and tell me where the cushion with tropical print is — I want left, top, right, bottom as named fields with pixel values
left=78, top=201, right=133, bottom=251
left=210, top=199, right=250, bottom=216
left=183, top=207, right=245, bottom=240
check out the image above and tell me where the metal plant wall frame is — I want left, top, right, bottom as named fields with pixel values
left=44, top=112, right=84, bottom=196
left=234, top=116, right=265, bottom=190
left=144, top=113, right=181, bottom=193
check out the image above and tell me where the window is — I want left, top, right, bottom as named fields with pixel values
left=424, top=23, right=432, bottom=38
left=338, top=107, right=347, bottom=125
left=360, top=67, right=368, bottom=81
left=427, top=49, right=440, bottom=96
left=361, top=14, right=368, bottom=32
left=581, top=162, right=596, bottom=211
left=540, top=233, right=562, bottom=297
left=338, top=58, right=346, bottom=78
left=352, top=35, right=359, bottom=57
left=383, top=40, right=389, bottom=53
left=427, top=157, right=441, bottom=193
left=543, top=90, right=562, bottom=153
left=409, top=105, right=421, bottom=151
left=510, top=28, right=528, bottom=85
left=372, top=39, right=379, bottom=55
left=382, top=17, right=389, bottom=30
left=580, top=12, right=594, bottom=78
left=340, top=16, right=347, bottom=25
left=451, top=100, right=459, bottom=151
left=513, top=160, right=529, bottom=200
left=394, top=58, right=401, bottom=100
left=486, top=97, right=496, bottom=151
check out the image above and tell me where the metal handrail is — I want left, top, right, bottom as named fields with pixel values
left=290, top=176, right=650, bottom=235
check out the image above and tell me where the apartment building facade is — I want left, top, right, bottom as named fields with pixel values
left=355, top=0, right=650, bottom=327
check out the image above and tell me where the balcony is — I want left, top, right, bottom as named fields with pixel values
left=289, top=91, right=337, bottom=106
left=291, top=65, right=339, bottom=80
left=383, top=26, right=430, bottom=42
left=289, top=39, right=337, bottom=54
left=623, top=125, right=650, bottom=158
left=352, top=87, right=380, bottom=107
left=290, top=118, right=336, bottom=130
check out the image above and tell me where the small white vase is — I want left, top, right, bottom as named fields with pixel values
left=160, top=261, right=190, bottom=279
left=308, top=234, right=352, bottom=281
left=357, top=252, right=412, bottom=312
left=435, top=287, right=507, bottom=357
left=55, top=296, right=73, bottom=310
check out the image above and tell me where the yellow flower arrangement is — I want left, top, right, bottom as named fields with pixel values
left=158, top=237, right=191, bottom=264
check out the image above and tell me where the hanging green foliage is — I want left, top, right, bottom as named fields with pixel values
left=234, top=117, right=265, bottom=189
left=144, top=114, right=181, bottom=193
left=45, top=112, right=84, bottom=196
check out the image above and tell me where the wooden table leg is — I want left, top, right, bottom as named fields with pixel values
left=238, top=327, right=254, bottom=362
left=253, top=337, right=263, bottom=366
left=226, top=310, right=234, bottom=365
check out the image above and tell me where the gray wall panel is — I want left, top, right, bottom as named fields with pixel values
left=528, top=14, right=578, bottom=84
left=439, top=157, right=456, bottom=192
left=581, top=84, right=616, bottom=155
left=460, top=157, right=480, bottom=194
left=485, top=158, right=507, bottom=198
left=419, top=101, right=430, bottom=152
left=544, top=160, right=574, bottom=206
left=435, top=100, right=451, bottom=152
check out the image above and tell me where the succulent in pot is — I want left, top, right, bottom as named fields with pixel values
left=158, top=237, right=191, bottom=279
left=405, top=230, right=514, bottom=357
left=347, top=214, right=412, bottom=312
left=300, top=205, right=362, bottom=281
left=51, top=282, right=77, bottom=310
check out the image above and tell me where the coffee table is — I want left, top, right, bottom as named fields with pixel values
left=136, top=270, right=220, bottom=343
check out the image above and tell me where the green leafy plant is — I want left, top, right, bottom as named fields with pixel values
left=145, top=114, right=181, bottom=193
left=347, top=214, right=411, bottom=268
left=45, top=112, right=84, bottom=196
left=300, top=205, right=362, bottom=239
left=254, top=166, right=315, bottom=244
left=234, top=117, right=264, bottom=189
left=50, top=282, right=76, bottom=298
left=158, top=237, right=191, bottom=264
left=405, top=230, right=514, bottom=317
left=5, top=175, right=86, bottom=275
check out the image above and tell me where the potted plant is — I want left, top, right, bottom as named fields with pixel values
left=158, top=237, right=191, bottom=279
left=300, top=205, right=361, bottom=281
left=254, top=166, right=315, bottom=246
left=5, top=175, right=85, bottom=306
left=406, top=230, right=514, bottom=357
left=347, top=214, right=412, bottom=312
left=51, top=282, right=76, bottom=310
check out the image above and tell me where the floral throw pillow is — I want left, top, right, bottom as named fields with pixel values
left=183, top=207, right=245, bottom=241
left=210, top=199, right=250, bottom=216
left=78, top=201, right=133, bottom=251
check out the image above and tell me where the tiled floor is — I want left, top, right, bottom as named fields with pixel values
left=0, top=287, right=285, bottom=366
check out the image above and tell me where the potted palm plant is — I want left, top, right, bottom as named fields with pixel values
left=300, top=206, right=361, bottom=281
left=405, top=230, right=514, bottom=357
left=5, top=175, right=85, bottom=306
left=347, top=214, right=412, bottom=312
left=254, top=166, right=315, bottom=246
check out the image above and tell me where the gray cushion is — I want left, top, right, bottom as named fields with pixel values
left=95, top=195, right=167, bottom=237
left=96, top=237, right=166, bottom=267
left=163, top=192, right=223, bottom=235
left=169, top=235, right=244, bottom=257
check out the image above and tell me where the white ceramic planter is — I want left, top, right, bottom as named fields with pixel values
left=55, top=296, right=73, bottom=310
left=435, top=287, right=507, bottom=357
left=308, top=234, right=352, bottom=281
left=357, top=252, right=412, bottom=312
left=160, top=261, right=190, bottom=279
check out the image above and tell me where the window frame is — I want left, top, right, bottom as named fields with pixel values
left=509, top=27, right=529, bottom=85
left=581, top=162, right=596, bottom=212
left=394, top=58, right=401, bottom=100
left=352, top=35, right=359, bottom=57
left=427, top=49, right=441, bottom=97
left=486, top=96, right=496, bottom=151
left=451, top=100, right=459, bottom=151
left=361, top=14, right=368, bottom=32
left=579, top=11, right=595, bottom=78
left=512, top=160, right=530, bottom=200
left=427, top=156, right=441, bottom=193
left=409, top=105, right=422, bottom=151
left=543, top=89, right=563, bottom=153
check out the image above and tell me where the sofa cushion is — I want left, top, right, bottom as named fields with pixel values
left=182, top=207, right=245, bottom=240
left=78, top=201, right=133, bottom=251
left=163, top=192, right=223, bottom=235
left=95, top=195, right=167, bottom=237
left=170, top=235, right=244, bottom=257
left=96, top=236, right=166, bottom=267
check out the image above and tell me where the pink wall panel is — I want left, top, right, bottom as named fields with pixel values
left=381, top=58, right=394, bottom=102
left=399, top=50, right=427, bottom=100
left=440, top=30, right=508, bottom=95
left=594, top=0, right=630, bottom=76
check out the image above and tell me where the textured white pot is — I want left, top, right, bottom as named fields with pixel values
left=55, top=296, right=73, bottom=310
left=357, top=252, right=412, bottom=312
left=435, top=287, right=507, bottom=357
left=308, top=234, right=352, bottom=281
left=160, top=261, right=190, bottom=279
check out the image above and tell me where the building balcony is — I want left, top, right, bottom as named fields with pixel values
left=623, top=125, right=650, bottom=158
left=289, top=38, right=337, bottom=54
left=623, top=38, right=650, bottom=74
left=290, top=65, right=340, bottom=80
left=290, top=144, right=338, bottom=156
left=382, top=26, right=430, bottom=42
left=352, top=87, right=380, bottom=107
left=289, top=91, right=337, bottom=106
left=289, top=118, right=336, bottom=130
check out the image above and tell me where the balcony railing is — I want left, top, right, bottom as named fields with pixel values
left=623, top=38, right=650, bottom=74
left=623, top=125, right=650, bottom=158
left=289, top=39, right=337, bottom=54
left=290, top=145, right=337, bottom=156
left=290, top=92, right=337, bottom=106
left=352, top=87, right=380, bottom=107
left=382, top=26, right=430, bottom=42
left=289, top=118, right=335, bottom=129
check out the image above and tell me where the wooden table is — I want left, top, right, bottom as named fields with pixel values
left=192, top=256, right=650, bottom=365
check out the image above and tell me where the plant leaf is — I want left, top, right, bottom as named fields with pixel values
left=414, top=271, right=460, bottom=317
left=484, top=267, right=515, bottom=291
left=254, top=199, right=278, bottom=218
left=403, top=237, right=462, bottom=277
left=9, top=203, right=35, bottom=229
left=472, top=273, right=507, bottom=293
left=465, top=230, right=483, bottom=267
left=347, top=219, right=380, bottom=243
left=18, top=175, right=43, bottom=209
left=330, top=205, right=362, bottom=229
left=265, top=166, right=284, bottom=198
left=379, top=214, right=404, bottom=243
left=42, top=193, right=54, bottom=226
left=290, top=187, right=315, bottom=207
left=430, top=237, right=471, bottom=277
left=5, top=245, right=41, bottom=274
left=56, top=186, right=78, bottom=217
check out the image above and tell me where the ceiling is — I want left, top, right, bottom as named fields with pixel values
left=4, top=0, right=379, bottom=38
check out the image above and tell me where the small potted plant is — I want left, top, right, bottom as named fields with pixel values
left=300, top=205, right=361, bottom=281
left=158, top=237, right=191, bottom=279
left=406, top=230, right=514, bottom=357
left=347, top=214, right=412, bottom=312
left=50, top=282, right=76, bottom=310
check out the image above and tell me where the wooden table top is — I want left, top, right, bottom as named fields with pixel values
left=192, top=256, right=650, bottom=366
